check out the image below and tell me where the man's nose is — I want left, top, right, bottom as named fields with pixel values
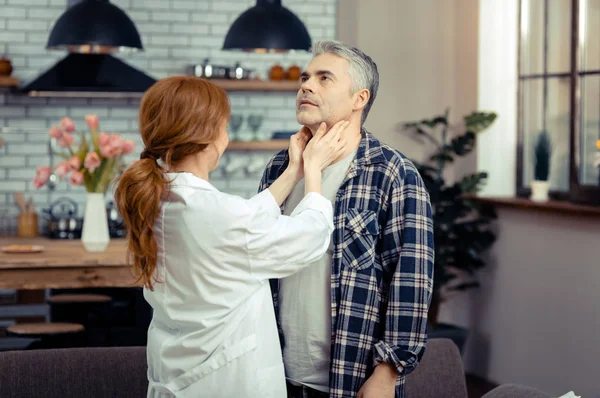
left=300, top=78, right=315, bottom=93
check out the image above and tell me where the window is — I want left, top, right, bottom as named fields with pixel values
left=517, top=0, right=600, bottom=205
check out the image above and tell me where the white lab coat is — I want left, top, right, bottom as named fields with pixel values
left=144, top=172, right=334, bottom=398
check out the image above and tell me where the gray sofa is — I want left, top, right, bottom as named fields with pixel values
left=0, top=338, right=549, bottom=397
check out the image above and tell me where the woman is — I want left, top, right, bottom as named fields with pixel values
left=114, top=76, right=348, bottom=398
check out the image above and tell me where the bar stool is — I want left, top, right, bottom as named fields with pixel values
left=47, top=294, right=113, bottom=346
left=7, top=323, right=85, bottom=350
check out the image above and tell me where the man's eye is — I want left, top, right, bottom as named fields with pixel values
left=300, top=76, right=308, bottom=82
left=321, top=76, right=330, bottom=81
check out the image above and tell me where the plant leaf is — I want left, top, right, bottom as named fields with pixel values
left=464, top=111, right=497, bottom=134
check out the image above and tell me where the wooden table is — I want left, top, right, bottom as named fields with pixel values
left=0, top=237, right=140, bottom=290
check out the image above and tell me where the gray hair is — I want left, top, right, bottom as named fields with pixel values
left=311, top=40, right=379, bottom=124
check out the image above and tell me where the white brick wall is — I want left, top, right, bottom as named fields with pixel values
left=0, top=0, right=337, bottom=234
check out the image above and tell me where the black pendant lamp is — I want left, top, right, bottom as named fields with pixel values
left=223, top=0, right=311, bottom=53
left=47, top=0, right=143, bottom=54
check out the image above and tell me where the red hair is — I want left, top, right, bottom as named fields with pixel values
left=114, top=76, right=230, bottom=289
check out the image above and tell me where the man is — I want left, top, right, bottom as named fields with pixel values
left=258, top=40, right=434, bottom=398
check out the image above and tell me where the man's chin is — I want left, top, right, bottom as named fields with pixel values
left=297, top=115, right=324, bottom=133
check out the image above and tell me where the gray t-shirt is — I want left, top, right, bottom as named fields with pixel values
left=280, top=150, right=356, bottom=392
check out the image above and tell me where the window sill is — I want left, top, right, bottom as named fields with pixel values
left=468, top=196, right=600, bottom=217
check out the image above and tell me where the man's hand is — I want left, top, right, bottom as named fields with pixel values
left=287, top=126, right=311, bottom=179
left=357, top=363, right=397, bottom=398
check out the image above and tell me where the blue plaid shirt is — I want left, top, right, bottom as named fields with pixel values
left=259, top=129, right=434, bottom=398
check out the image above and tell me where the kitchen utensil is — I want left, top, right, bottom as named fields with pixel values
left=17, top=212, right=39, bottom=237
left=247, top=115, right=264, bottom=140
left=42, top=197, right=83, bottom=239
left=106, top=201, right=126, bottom=238
left=228, top=115, right=243, bottom=140
left=231, top=62, right=253, bottom=80
left=46, top=140, right=57, bottom=191
left=1, top=244, right=44, bottom=253
left=14, top=192, right=27, bottom=213
left=287, top=65, right=301, bottom=81
left=187, top=58, right=230, bottom=79
left=26, top=197, right=34, bottom=213
left=269, top=64, right=285, bottom=81
left=0, top=57, right=13, bottom=77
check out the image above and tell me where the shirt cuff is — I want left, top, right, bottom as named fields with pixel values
left=373, top=341, right=418, bottom=377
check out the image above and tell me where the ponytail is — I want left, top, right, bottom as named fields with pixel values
left=114, top=158, right=169, bottom=290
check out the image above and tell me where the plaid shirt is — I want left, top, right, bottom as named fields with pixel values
left=258, top=129, right=434, bottom=398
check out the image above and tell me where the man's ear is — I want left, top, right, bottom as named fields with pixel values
left=353, top=89, right=370, bottom=112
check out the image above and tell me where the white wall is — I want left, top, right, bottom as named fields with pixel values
left=463, top=2, right=600, bottom=397
left=337, top=0, right=480, bottom=187
left=341, top=1, right=600, bottom=396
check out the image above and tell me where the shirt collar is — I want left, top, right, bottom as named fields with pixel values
left=166, top=172, right=218, bottom=191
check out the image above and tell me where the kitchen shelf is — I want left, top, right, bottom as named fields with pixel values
left=211, top=79, right=300, bottom=92
left=27, top=90, right=145, bottom=99
left=227, top=140, right=289, bottom=151
left=20, top=79, right=300, bottom=99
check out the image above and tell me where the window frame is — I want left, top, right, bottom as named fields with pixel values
left=516, top=0, right=600, bottom=206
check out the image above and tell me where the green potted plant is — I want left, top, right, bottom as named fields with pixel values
left=402, top=110, right=498, bottom=352
left=531, top=130, right=552, bottom=202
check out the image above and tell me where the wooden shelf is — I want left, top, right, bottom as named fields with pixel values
left=0, top=76, right=18, bottom=87
left=8, top=79, right=299, bottom=99
left=211, top=79, right=300, bottom=92
left=227, top=140, right=289, bottom=151
left=469, top=196, right=600, bottom=217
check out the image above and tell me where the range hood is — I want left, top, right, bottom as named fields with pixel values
left=23, top=0, right=156, bottom=97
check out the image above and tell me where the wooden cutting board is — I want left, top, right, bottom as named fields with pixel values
left=0, top=76, right=18, bottom=87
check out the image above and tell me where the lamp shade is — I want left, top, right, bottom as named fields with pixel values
left=47, top=0, right=143, bottom=54
left=223, top=0, right=311, bottom=52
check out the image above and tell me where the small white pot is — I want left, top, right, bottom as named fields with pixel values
left=81, top=192, right=110, bottom=252
left=530, top=180, right=550, bottom=202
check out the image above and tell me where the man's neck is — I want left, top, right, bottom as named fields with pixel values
left=327, top=123, right=362, bottom=164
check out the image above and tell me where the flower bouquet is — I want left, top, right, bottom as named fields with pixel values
left=33, top=115, right=134, bottom=193
left=33, top=115, right=135, bottom=252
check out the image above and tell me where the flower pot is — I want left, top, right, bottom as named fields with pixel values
left=530, top=180, right=550, bottom=202
left=81, top=192, right=110, bottom=252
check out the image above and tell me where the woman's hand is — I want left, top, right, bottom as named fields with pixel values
left=287, top=127, right=311, bottom=180
left=303, top=120, right=349, bottom=173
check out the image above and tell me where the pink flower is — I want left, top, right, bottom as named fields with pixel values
left=33, top=177, right=46, bottom=189
left=85, top=114, right=99, bottom=130
left=84, top=152, right=101, bottom=173
left=98, top=132, right=110, bottom=147
left=99, top=133, right=125, bottom=158
left=60, top=117, right=75, bottom=133
left=108, top=133, right=124, bottom=148
left=67, top=156, right=81, bottom=171
left=69, top=170, right=84, bottom=186
left=100, top=145, right=118, bottom=158
left=58, top=132, right=75, bottom=148
left=55, top=161, right=70, bottom=179
left=48, top=126, right=63, bottom=139
left=35, top=166, right=52, bottom=182
left=121, top=140, right=135, bottom=155
left=33, top=166, right=51, bottom=188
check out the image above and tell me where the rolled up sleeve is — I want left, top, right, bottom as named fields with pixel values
left=373, top=171, right=434, bottom=376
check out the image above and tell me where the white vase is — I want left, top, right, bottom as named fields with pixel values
left=530, top=180, right=550, bottom=202
left=81, top=192, right=110, bottom=252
